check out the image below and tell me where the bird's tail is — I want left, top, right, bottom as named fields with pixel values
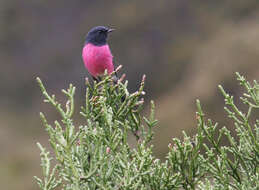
left=112, top=72, right=119, bottom=84
left=112, top=72, right=126, bottom=102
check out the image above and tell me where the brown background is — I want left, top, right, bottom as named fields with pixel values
left=1, top=1, right=259, bottom=189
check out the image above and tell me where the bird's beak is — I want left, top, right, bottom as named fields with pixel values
left=108, top=28, right=115, bottom=33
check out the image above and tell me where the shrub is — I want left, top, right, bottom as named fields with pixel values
left=35, top=71, right=259, bottom=190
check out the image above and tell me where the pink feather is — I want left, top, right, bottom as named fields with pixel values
left=82, top=43, right=114, bottom=78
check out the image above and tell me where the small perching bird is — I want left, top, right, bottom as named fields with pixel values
left=82, top=26, right=116, bottom=82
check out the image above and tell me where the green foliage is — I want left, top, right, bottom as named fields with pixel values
left=35, top=71, right=259, bottom=190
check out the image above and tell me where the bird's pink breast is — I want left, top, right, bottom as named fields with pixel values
left=82, top=43, right=114, bottom=77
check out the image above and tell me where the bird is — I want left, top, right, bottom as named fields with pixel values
left=82, top=26, right=116, bottom=82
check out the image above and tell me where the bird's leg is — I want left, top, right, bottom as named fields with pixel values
left=97, top=76, right=102, bottom=82
left=92, top=76, right=102, bottom=83
left=92, top=76, right=98, bottom=82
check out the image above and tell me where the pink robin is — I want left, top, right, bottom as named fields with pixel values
left=82, top=26, right=117, bottom=82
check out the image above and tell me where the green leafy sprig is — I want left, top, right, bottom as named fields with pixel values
left=35, top=71, right=259, bottom=190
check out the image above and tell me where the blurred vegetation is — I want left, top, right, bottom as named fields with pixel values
left=1, top=1, right=259, bottom=190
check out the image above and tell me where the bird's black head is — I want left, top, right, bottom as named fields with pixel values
left=85, top=26, right=114, bottom=46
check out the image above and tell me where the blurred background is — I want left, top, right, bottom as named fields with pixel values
left=1, top=1, right=259, bottom=189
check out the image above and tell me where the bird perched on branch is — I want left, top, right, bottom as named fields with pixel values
left=82, top=26, right=117, bottom=82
